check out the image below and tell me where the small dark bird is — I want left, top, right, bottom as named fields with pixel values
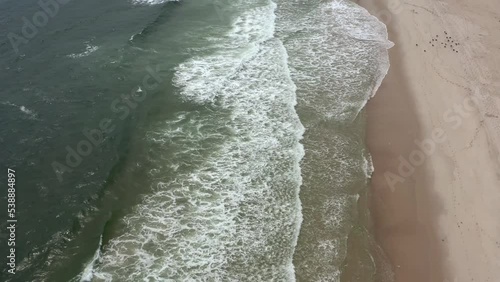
left=416, top=44, right=419, bottom=46
left=424, top=50, right=427, bottom=52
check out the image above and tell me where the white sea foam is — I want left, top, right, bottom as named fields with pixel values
left=67, top=44, right=99, bottom=59
left=173, top=3, right=277, bottom=104
left=132, top=0, right=178, bottom=5
left=274, top=0, right=393, bottom=280
left=0, top=101, right=17, bottom=107
left=1, top=102, right=38, bottom=119
left=91, top=1, right=305, bottom=281
left=78, top=236, right=102, bottom=282
left=20, top=106, right=34, bottom=115
left=276, top=0, right=392, bottom=122
left=364, top=152, right=375, bottom=179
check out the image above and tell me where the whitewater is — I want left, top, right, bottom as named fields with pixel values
left=86, top=1, right=305, bottom=281
left=71, top=0, right=393, bottom=281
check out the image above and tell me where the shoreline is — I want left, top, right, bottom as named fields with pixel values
left=358, top=0, right=500, bottom=281
left=359, top=0, right=446, bottom=280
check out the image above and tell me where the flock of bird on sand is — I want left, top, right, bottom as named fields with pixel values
left=416, top=31, right=460, bottom=53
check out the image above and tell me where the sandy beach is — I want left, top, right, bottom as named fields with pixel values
left=357, top=0, right=500, bottom=281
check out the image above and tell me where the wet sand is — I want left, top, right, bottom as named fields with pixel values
left=357, top=0, right=500, bottom=281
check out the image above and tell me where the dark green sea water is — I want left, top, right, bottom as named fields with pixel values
left=0, top=0, right=392, bottom=281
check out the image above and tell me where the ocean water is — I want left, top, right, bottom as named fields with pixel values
left=274, top=1, right=392, bottom=280
left=0, top=0, right=391, bottom=281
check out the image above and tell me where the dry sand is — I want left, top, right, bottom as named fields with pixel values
left=357, top=0, right=500, bottom=281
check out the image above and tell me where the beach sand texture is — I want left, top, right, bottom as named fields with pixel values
left=358, top=0, right=500, bottom=281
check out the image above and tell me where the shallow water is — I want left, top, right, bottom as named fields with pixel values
left=274, top=0, right=392, bottom=280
